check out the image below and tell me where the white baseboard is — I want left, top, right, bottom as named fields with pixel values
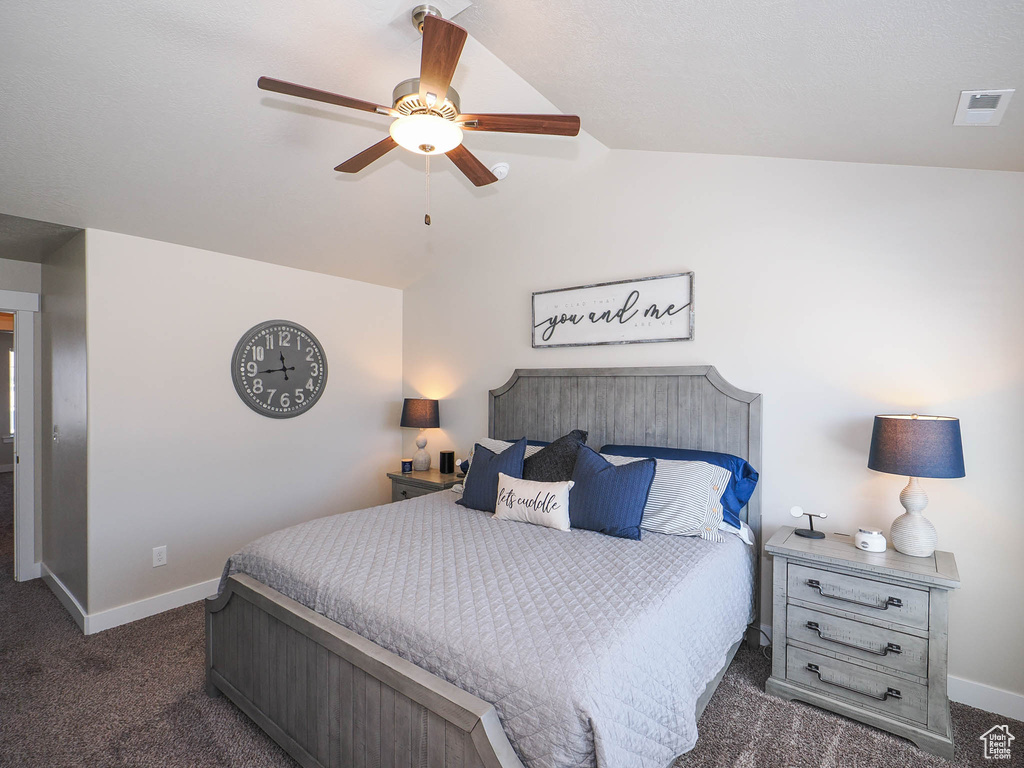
left=757, top=623, right=1022, bottom=719
left=85, top=577, right=221, bottom=635
left=41, top=564, right=87, bottom=633
left=41, top=565, right=219, bottom=635
left=17, top=559, right=42, bottom=581
left=949, top=676, right=1024, bottom=722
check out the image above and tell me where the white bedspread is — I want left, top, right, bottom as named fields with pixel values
left=221, top=490, right=754, bottom=768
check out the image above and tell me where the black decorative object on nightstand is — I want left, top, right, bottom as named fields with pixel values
left=439, top=450, right=455, bottom=474
left=790, top=505, right=827, bottom=539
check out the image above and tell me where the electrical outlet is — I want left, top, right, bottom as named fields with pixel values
left=152, top=545, right=167, bottom=567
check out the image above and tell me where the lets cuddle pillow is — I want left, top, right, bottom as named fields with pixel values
left=492, top=473, right=573, bottom=531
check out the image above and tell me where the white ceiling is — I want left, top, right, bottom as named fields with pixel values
left=0, top=0, right=1020, bottom=287
left=461, top=0, right=1024, bottom=171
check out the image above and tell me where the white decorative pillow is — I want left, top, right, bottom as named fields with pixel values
left=602, top=455, right=732, bottom=542
left=492, top=473, right=573, bottom=531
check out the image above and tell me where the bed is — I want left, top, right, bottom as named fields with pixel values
left=206, top=366, right=763, bottom=768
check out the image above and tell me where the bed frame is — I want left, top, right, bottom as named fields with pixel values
left=207, top=365, right=762, bottom=768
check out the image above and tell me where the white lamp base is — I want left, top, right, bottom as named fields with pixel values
left=412, top=435, right=431, bottom=471
left=889, top=477, right=938, bottom=558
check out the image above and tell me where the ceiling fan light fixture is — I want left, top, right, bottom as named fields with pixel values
left=257, top=11, right=579, bottom=193
left=389, top=113, right=463, bottom=155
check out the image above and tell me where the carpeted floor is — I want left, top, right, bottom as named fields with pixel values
left=0, top=474, right=1019, bottom=767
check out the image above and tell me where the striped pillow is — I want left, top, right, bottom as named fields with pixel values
left=602, top=455, right=732, bottom=542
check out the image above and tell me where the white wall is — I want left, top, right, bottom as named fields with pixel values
left=0, top=257, right=42, bottom=294
left=402, top=150, right=1024, bottom=703
left=84, top=229, right=402, bottom=615
left=41, top=233, right=89, bottom=607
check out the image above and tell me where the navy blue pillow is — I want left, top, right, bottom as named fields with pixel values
left=600, top=444, right=758, bottom=529
left=569, top=446, right=655, bottom=540
left=457, top=438, right=527, bottom=513
left=459, top=439, right=550, bottom=478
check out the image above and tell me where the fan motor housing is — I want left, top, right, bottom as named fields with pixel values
left=392, top=78, right=461, bottom=120
left=411, top=4, right=443, bottom=33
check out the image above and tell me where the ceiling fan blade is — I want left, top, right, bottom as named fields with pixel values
left=446, top=144, right=498, bottom=187
left=258, top=77, right=394, bottom=116
left=418, top=15, right=467, bottom=107
left=334, top=137, right=398, bottom=173
left=458, top=113, right=581, bottom=136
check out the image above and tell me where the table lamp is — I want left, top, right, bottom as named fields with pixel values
left=867, top=414, right=965, bottom=557
left=401, top=398, right=439, bottom=471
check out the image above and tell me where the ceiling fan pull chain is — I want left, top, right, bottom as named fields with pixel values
left=424, top=155, right=431, bottom=226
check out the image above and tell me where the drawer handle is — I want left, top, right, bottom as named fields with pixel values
left=400, top=489, right=409, bottom=498
left=805, top=663, right=902, bottom=701
left=805, top=579, right=903, bottom=610
left=805, top=621, right=902, bottom=656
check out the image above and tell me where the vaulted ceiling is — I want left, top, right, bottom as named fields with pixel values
left=461, top=0, right=1024, bottom=170
left=0, top=0, right=1020, bottom=287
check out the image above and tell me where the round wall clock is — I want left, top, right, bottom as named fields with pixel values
left=231, top=320, right=328, bottom=419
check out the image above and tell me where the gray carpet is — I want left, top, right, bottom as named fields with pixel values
left=0, top=477, right=1019, bottom=766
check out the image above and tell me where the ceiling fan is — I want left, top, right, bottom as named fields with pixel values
left=257, top=5, right=581, bottom=194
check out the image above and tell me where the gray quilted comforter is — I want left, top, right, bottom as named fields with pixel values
left=220, top=491, right=755, bottom=768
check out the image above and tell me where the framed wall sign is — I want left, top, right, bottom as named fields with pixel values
left=532, top=272, right=694, bottom=348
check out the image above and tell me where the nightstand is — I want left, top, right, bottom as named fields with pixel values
left=765, top=526, right=960, bottom=759
left=386, top=468, right=461, bottom=503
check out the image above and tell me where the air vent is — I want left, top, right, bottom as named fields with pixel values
left=969, top=94, right=1001, bottom=110
left=953, top=89, right=1015, bottom=126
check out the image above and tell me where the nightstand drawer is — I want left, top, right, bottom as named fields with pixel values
left=787, top=605, right=928, bottom=678
left=391, top=482, right=436, bottom=502
left=789, top=564, right=929, bottom=630
left=787, top=646, right=928, bottom=725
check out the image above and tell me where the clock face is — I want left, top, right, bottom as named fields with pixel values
left=231, top=320, right=327, bottom=419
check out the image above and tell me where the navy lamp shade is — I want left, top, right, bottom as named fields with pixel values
left=401, top=398, right=439, bottom=471
left=868, top=414, right=964, bottom=558
left=867, top=415, right=965, bottom=479
left=400, top=398, right=440, bottom=429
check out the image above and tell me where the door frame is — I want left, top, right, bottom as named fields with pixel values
left=0, top=289, right=40, bottom=581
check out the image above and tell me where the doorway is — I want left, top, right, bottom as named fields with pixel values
left=0, top=291, right=39, bottom=581
left=0, top=313, right=12, bottom=579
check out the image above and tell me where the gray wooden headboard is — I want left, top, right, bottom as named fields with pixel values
left=488, top=364, right=761, bottom=528
left=489, top=366, right=763, bottom=628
